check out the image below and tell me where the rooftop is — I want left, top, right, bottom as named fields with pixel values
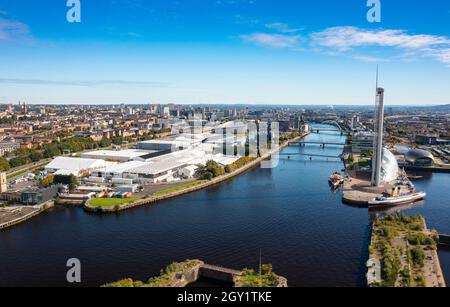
left=81, top=149, right=159, bottom=160
left=45, top=157, right=114, bottom=172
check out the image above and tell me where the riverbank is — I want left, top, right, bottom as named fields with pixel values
left=0, top=200, right=54, bottom=230
left=84, top=132, right=310, bottom=213
left=367, top=214, right=446, bottom=287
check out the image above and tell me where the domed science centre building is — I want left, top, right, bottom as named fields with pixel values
left=380, top=148, right=400, bottom=183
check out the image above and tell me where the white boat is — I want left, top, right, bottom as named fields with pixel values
left=368, top=192, right=426, bottom=207
left=329, top=172, right=344, bottom=189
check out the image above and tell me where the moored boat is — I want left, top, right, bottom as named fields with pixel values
left=328, top=171, right=344, bottom=189
left=368, top=191, right=426, bottom=208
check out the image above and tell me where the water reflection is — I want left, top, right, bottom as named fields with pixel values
left=368, top=201, right=425, bottom=221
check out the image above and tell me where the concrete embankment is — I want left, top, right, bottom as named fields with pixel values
left=0, top=201, right=54, bottom=230
left=342, top=180, right=376, bottom=207
left=84, top=133, right=310, bottom=214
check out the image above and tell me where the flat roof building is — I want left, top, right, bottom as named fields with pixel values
left=81, top=149, right=166, bottom=162
left=45, top=157, right=114, bottom=177
left=91, top=148, right=241, bottom=184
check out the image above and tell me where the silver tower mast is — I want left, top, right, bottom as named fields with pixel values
left=371, top=66, right=385, bottom=187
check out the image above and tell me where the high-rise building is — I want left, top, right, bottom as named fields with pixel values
left=371, top=87, right=385, bottom=187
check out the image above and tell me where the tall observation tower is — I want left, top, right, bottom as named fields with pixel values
left=371, top=69, right=385, bottom=187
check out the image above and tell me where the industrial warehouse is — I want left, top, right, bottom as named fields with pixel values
left=44, top=131, right=244, bottom=187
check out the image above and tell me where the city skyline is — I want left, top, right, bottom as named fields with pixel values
left=1, top=0, right=450, bottom=105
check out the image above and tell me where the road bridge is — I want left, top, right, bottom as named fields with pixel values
left=279, top=152, right=342, bottom=158
left=289, top=141, right=346, bottom=146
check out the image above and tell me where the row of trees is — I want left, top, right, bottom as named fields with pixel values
left=196, top=157, right=258, bottom=180
left=196, top=160, right=225, bottom=180
left=224, top=157, right=255, bottom=173
left=279, top=131, right=301, bottom=145
left=39, top=174, right=78, bottom=190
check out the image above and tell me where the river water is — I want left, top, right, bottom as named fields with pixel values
left=0, top=124, right=448, bottom=287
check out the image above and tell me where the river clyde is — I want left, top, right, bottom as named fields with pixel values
left=0, top=124, right=449, bottom=287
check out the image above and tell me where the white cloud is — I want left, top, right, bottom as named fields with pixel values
left=311, top=26, right=450, bottom=51
left=424, top=48, right=450, bottom=66
left=265, top=22, right=302, bottom=33
left=240, top=25, right=450, bottom=67
left=309, top=26, right=450, bottom=66
left=0, top=18, right=33, bottom=43
left=240, top=32, right=301, bottom=48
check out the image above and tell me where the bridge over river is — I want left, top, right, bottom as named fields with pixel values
left=279, top=152, right=342, bottom=159
left=289, top=141, right=347, bottom=147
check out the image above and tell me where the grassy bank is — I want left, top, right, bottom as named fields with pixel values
left=88, top=198, right=138, bottom=208
left=154, top=180, right=208, bottom=196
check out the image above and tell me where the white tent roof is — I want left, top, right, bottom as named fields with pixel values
left=45, top=157, right=113, bottom=172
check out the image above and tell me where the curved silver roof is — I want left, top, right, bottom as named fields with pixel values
left=405, top=149, right=434, bottom=163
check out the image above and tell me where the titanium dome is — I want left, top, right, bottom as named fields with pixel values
left=405, top=149, right=434, bottom=166
left=380, top=148, right=399, bottom=183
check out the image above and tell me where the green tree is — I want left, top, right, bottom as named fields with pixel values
left=99, top=137, right=112, bottom=148
left=206, top=160, right=225, bottom=177
left=0, top=158, right=11, bottom=171
left=9, top=156, right=30, bottom=168
left=54, top=174, right=78, bottom=190
left=261, top=264, right=273, bottom=275
left=43, top=143, right=61, bottom=158
left=39, top=175, right=55, bottom=187
left=29, top=150, right=43, bottom=162
left=111, top=137, right=124, bottom=145
left=410, top=247, right=425, bottom=267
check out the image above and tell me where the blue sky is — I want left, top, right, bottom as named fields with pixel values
left=0, top=0, right=449, bottom=105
